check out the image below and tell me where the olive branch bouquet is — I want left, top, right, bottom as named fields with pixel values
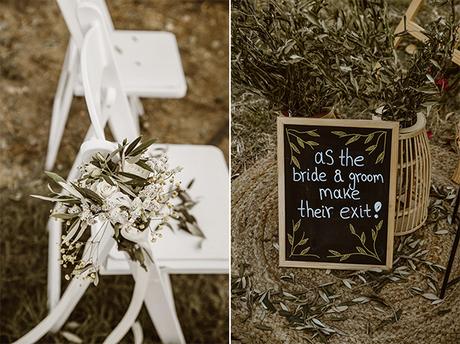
left=33, top=137, right=203, bottom=285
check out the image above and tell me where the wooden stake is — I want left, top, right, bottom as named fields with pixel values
left=453, top=122, right=460, bottom=184
left=439, top=191, right=460, bottom=299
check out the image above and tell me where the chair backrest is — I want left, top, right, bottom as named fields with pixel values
left=68, top=139, right=117, bottom=181
left=78, top=1, right=138, bottom=142
left=57, top=0, right=114, bottom=48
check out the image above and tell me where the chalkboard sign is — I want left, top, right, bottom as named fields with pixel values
left=277, top=118, right=399, bottom=270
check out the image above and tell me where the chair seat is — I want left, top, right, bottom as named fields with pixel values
left=98, top=144, right=229, bottom=275
left=74, top=30, right=187, bottom=98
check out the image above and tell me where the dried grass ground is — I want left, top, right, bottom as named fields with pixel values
left=0, top=0, right=229, bottom=343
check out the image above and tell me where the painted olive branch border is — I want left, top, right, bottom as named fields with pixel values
left=288, top=219, right=320, bottom=258
left=332, top=130, right=387, bottom=164
left=285, top=128, right=320, bottom=169
left=327, top=220, right=383, bottom=262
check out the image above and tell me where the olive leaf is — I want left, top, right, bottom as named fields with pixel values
left=291, top=156, right=301, bottom=169
left=366, top=144, right=377, bottom=152
left=365, top=133, right=375, bottom=143
left=332, top=131, right=347, bottom=137
left=296, top=137, right=305, bottom=148
left=346, top=135, right=360, bottom=145
left=349, top=224, right=356, bottom=235
left=300, top=247, right=311, bottom=255
left=290, top=143, right=300, bottom=154
left=375, top=151, right=385, bottom=164
left=360, top=232, right=366, bottom=244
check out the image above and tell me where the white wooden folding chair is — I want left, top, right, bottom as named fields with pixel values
left=16, top=138, right=188, bottom=344
left=45, top=0, right=187, bottom=170
left=47, top=0, right=140, bottom=313
left=34, top=2, right=227, bottom=343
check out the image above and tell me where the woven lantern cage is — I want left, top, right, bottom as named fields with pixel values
left=394, top=113, right=431, bottom=236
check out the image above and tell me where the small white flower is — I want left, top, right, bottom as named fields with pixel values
left=106, top=192, right=132, bottom=209
left=131, top=197, right=143, bottom=210
left=79, top=208, right=92, bottom=222
left=43, top=139, right=190, bottom=282
left=55, top=202, right=66, bottom=214
left=108, top=208, right=129, bottom=225
left=122, top=162, right=151, bottom=179
left=86, top=217, right=96, bottom=226
left=90, top=204, right=101, bottom=212
left=121, top=225, right=150, bottom=243
left=95, top=180, right=118, bottom=198
left=68, top=205, right=81, bottom=214
left=85, top=163, right=101, bottom=177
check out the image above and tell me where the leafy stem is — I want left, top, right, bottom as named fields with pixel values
left=332, top=130, right=387, bottom=164
left=288, top=219, right=320, bottom=258
left=285, top=128, right=320, bottom=169
left=328, top=221, right=383, bottom=262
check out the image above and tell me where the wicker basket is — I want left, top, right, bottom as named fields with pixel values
left=394, top=113, right=431, bottom=236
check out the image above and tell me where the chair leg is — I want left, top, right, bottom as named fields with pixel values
left=50, top=222, right=116, bottom=333
left=131, top=321, right=143, bottom=344
left=135, top=97, right=144, bottom=116
left=45, top=42, right=78, bottom=170
left=49, top=278, right=90, bottom=333
left=47, top=148, right=88, bottom=311
left=128, top=97, right=141, bottom=133
left=160, top=270, right=176, bottom=308
left=13, top=278, right=91, bottom=344
left=47, top=219, right=62, bottom=310
left=130, top=96, right=144, bottom=116
left=143, top=267, right=185, bottom=344
left=104, top=262, right=149, bottom=344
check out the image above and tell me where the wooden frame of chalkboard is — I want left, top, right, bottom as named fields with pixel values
left=277, top=117, right=399, bottom=270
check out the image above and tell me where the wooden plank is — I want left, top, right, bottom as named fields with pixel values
left=394, top=0, right=425, bottom=47
left=394, top=0, right=460, bottom=67
left=452, top=49, right=460, bottom=66
left=406, top=21, right=428, bottom=42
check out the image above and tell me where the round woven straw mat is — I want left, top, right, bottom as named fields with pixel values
left=232, top=142, right=460, bottom=344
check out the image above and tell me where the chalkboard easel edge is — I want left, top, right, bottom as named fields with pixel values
left=278, top=117, right=287, bottom=267
left=277, top=117, right=400, bottom=129
left=386, top=120, right=399, bottom=270
left=277, top=117, right=399, bottom=271
left=279, top=260, right=390, bottom=271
